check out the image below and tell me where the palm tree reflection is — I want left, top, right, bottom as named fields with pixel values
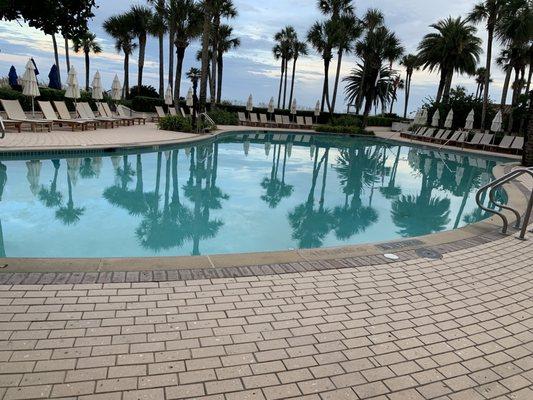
left=38, top=160, right=63, bottom=208
left=261, top=143, right=294, bottom=208
left=55, top=160, right=85, bottom=225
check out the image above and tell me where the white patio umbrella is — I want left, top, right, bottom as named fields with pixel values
left=243, top=140, right=250, bottom=156
left=290, top=99, right=297, bottom=115
left=419, top=109, right=428, bottom=126
left=164, top=86, right=173, bottom=106
left=491, top=110, right=502, bottom=132
left=465, top=109, right=475, bottom=130
left=314, top=100, right=321, bottom=123
left=22, top=59, right=40, bottom=116
left=444, top=109, right=454, bottom=129
left=110, top=75, right=122, bottom=101
left=431, top=109, right=440, bottom=127
left=268, top=97, right=275, bottom=114
left=246, top=94, right=253, bottom=112
left=186, top=88, right=194, bottom=107
left=65, top=66, right=81, bottom=105
left=91, top=71, right=103, bottom=101
left=412, top=109, right=421, bottom=125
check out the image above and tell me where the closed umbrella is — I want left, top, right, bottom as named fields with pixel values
left=419, top=109, right=428, bottom=126
left=111, top=75, right=122, bottom=101
left=91, top=71, right=103, bottom=101
left=246, top=94, right=253, bottom=111
left=290, top=99, right=297, bottom=115
left=431, top=109, right=440, bottom=127
left=186, top=88, right=194, bottom=107
left=464, top=109, right=475, bottom=131
left=491, top=110, right=502, bottom=133
left=65, top=66, right=81, bottom=106
left=314, top=100, right=320, bottom=123
left=164, top=86, right=173, bottom=106
left=22, top=59, right=40, bottom=116
left=268, top=97, right=275, bottom=121
left=412, top=109, right=421, bottom=125
left=444, top=109, right=454, bottom=129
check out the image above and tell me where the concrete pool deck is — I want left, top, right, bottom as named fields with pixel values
left=0, top=124, right=531, bottom=399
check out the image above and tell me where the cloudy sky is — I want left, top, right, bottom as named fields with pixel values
left=0, top=0, right=510, bottom=116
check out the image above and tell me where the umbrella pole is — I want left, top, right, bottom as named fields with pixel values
left=32, top=97, right=35, bottom=117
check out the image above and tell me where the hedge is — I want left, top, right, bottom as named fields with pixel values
left=315, top=125, right=375, bottom=136
left=208, top=108, right=238, bottom=125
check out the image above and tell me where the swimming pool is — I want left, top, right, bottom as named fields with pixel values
left=0, top=132, right=507, bottom=258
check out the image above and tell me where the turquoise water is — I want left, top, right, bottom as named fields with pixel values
left=0, top=132, right=506, bottom=258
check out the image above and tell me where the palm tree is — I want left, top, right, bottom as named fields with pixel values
left=417, top=17, right=482, bottom=104
left=51, top=34, right=62, bottom=87
left=64, top=36, right=71, bottom=72
left=307, top=20, right=335, bottom=113
left=103, top=14, right=137, bottom=98
left=287, top=34, right=308, bottom=110
left=129, top=5, right=155, bottom=94
left=382, top=32, right=404, bottom=114
left=169, top=0, right=203, bottom=101
left=147, top=0, right=167, bottom=97
left=209, top=0, right=237, bottom=106
left=216, top=24, right=240, bottom=103
left=72, top=31, right=102, bottom=91
left=274, top=26, right=296, bottom=109
left=400, top=54, right=419, bottom=118
left=467, top=0, right=506, bottom=129
left=389, top=75, right=405, bottom=114
left=473, top=67, right=491, bottom=99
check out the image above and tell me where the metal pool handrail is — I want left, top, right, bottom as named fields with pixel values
left=475, top=167, right=533, bottom=239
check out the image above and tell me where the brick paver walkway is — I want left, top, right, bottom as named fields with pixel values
left=0, top=230, right=532, bottom=399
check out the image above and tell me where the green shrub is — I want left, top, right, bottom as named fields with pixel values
left=131, top=96, right=164, bottom=112
left=159, top=115, right=193, bottom=132
left=365, top=116, right=394, bottom=127
left=208, top=108, right=238, bottom=125
left=315, top=125, right=374, bottom=135
left=128, top=85, right=159, bottom=99
left=0, top=87, right=31, bottom=110
left=330, top=114, right=362, bottom=127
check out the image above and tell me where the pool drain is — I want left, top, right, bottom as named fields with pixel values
left=415, top=248, right=443, bottom=260
left=384, top=253, right=399, bottom=260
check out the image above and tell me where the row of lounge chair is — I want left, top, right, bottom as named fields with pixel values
left=0, top=99, right=147, bottom=133
left=155, top=106, right=191, bottom=121
left=238, top=112, right=314, bottom=129
left=401, top=126, right=524, bottom=154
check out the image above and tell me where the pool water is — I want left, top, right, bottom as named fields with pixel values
left=0, top=132, right=506, bottom=258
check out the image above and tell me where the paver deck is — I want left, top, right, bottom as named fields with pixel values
left=0, top=227, right=531, bottom=400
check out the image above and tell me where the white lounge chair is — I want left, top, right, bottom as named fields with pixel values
left=1, top=99, right=53, bottom=132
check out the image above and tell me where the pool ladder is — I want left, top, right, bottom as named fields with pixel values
left=476, top=167, right=533, bottom=239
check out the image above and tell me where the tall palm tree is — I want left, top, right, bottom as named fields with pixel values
left=389, top=75, right=404, bottom=114
left=473, top=67, right=491, bottom=99
left=199, top=0, right=212, bottom=110
left=209, top=0, right=237, bottom=106
left=400, top=54, right=419, bottom=118
left=307, top=20, right=335, bottom=113
left=272, top=44, right=284, bottom=110
left=64, top=36, right=71, bottom=73
left=467, top=0, right=505, bottom=129
left=51, top=34, right=62, bottom=87
left=147, top=0, right=167, bottom=97
left=274, top=26, right=296, bottom=109
left=216, top=24, right=240, bottom=103
left=417, top=17, right=482, bottom=104
left=382, top=31, right=404, bottom=114
left=72, top=31, right=102, bottom=91
left=169, top=0, right=202, bottom=101
left=129, top=5, right=156, bottom=94
left=103, top=14, right=137, bottom=98
left=287, top=34, right=308, bottom=110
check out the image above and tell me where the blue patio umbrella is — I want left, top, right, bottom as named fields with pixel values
left=48, top=65, right=61, bottom=89
left=8, top=66, right=18, bottom=88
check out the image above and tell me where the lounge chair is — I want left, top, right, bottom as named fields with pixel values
left=155, top=106, right=167, bottom=121
left=445, top=131, right=467, bottom=146
left=0, top=99, right=53, bottom=132
left=180, top=108, right=190, bottom=119
left=419, top=128, right=437, bottom=141
left=54, top=101, right=98, bottom=126
left=432, top=129, right=452, bottom=144
left=97, top=102, right=132, bottom=126
left=169, top=107, right=177, bottom=116
left=274, top=114, right=283, bottom=127
left=304, top=117, right=314, bottom=127
left=259, top=114, right=270, bottom=127
left=77, top=103, right=118, bottom=129
left=250, top=113, right=259, bottom=126
left=237, top=112, right=249, bottom=126
left=282, top=115, right=292, bottom=128
left=38, top=100, right=96, bottom=132
left=102, top=103, right=135, bottom=126
left=486, top=135, right=514, bottom=153
left=296, top=116, right=306, bottom=128
left=0, top=115, right=22, bottom=133
left=478, top=134, right=494, bottom=149
left=510, top=136, right=524, bottom=154
left=116, top=105, right=146, bottom=125
left=463, top=132, right=485, bottom=148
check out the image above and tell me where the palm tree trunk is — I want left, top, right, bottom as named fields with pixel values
left=64, top=37, right=70, bottom=72
left=175, top=46, right=186, bottom=102
left=442, top=71, right=453, bottom=104
left=481, top=26, right=494, bottom=129
left=288, top=57, right=297, bottom=110
left=525, top=64, right=532, bottom=95
left=283, top=60, right=289, bottom=109
left=323, top=59, right=332, bottom=114
left=168, top=29, right=175, bottom=90
left=123, top=53, right=130, bottom=99
left=216, top=55, right=223, bottom=104
left=524, top=91, right=533, bottom=166
left=435, top=70, right=447, bottom=103
left=52, top=34, right=62, bottom=87
left=210, top=16, right=219, bottom=107
left=84, top=50, right=90, bottom=91
left=158, top=33, right=164, bottom=97
left=199, top=0, right=212, bottom=111
left=403, top=73, right=411, bottom=119
left=331, top=50, right=343, bottom=113
left=389, top=86, right=397, bottom=114
left=137, top=36, right=147, bottom=93
left=508, top=67, right=521, bottom=132
left=277, top=59, right=285, bottom=109
left=500, top=67, right=512, bottom=109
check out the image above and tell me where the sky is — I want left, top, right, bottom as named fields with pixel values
left=0, top=0, right=511, bottom=116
